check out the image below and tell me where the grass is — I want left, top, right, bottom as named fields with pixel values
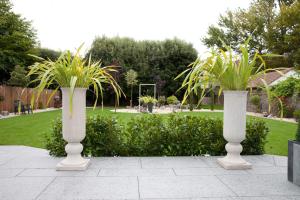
left=0, top=107, right=296, bottom=156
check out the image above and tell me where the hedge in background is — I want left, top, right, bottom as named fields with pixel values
left=46, top=114, right=269, bottom=157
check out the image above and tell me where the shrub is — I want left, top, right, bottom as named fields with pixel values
left=242, top=120, right=268, bottom=155
left=158, top=96, right=166, bottom=106
left=84, top=115, right=126, bottom=156
left=167, top=95, right=179, bottom=105
left=38, top=101, right=44, bottom=109
left=126, top=115, right=268, bottom=156
left=250, top=95, right=261, bottom=112
left=294, top=110, right=300, bottom=121
left=272, top=77, right=300, bottom=98
left=165, top=115, right=225, bottom=156
left=282, top=104, right=295, bottom=118
left=250, top=95, right=260, bottom=106
left=46, top=115, right=125, bottom=157
left=126, top=115, right=170, bottom=156
left=45, top=119, right=66, bottom=156
left=47, top=114, right=269, bottom=156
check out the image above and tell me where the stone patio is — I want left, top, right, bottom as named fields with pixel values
left=0, top=146, right=300, bottom=200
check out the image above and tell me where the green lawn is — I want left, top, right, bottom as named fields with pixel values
left=0, top=107, right=297, bottom=156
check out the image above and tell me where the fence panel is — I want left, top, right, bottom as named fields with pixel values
left=0, top=85, right=60, bottom=113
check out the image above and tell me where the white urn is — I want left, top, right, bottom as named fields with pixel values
left=56, top=88, right=90, bottom=170
left=217, top=91, right=252, bottom=170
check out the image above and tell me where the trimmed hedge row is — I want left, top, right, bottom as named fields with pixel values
left=46, top=114, right=269, bottom=157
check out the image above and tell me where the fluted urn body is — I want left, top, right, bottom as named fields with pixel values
left=56, top=88, right=90, bottom=171
left=217, top=91, right=252, bottom=170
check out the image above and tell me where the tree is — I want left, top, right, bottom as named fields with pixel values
left=202, top=0, right=300, bottom=68
left=87, top=36, right=198, bottom=105
left=125, top=69, right=138, bottom=107
left=0, top=0, right=37, bottom=82
left=7, top=65, right=29, bottom=87
left=36, top=48, right=61, bottom=61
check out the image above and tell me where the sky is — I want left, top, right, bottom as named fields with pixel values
left=11, top=0, right=251, bottom=55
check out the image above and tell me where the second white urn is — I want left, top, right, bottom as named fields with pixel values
left=217, top=91, right=252, bottom=170
left=56, top=88, right=90, bottom=171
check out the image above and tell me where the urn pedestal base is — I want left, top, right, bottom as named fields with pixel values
left=217, top=157, right=251, bottom=170
left=56, top=142, right=90, bottom=171
left=56, top=158, right=90, bottom=171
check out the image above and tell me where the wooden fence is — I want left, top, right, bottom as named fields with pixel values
left=0, top=85, right=60, bottom=113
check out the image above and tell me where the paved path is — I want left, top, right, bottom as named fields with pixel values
left=0, top=146, right=299, bottom=200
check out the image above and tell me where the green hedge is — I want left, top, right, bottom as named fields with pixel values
left=46, top=114, right=269, bottom=157
left=46, top=116, right=126, bottom=157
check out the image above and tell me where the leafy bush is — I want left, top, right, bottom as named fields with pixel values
left=45, top=119, right=66, bottom=156
left=242, top=120, right=268, bottom=155
left=167, top=95, right=179, bottom=105
left=46, top=115, right=125, bottom=157
left=250, top=95, right=261, bottom=112
left=282, top=104, right=295, bottom=118
left=250, top=95, right=260, bottom=106
left=158, top=96, right=166, bottom=106
left=38, top=102, right=44, bottom=109
left=84, top=116, right=126, bottom=156
left=294, top=110, right=300, bottom=121
left=126, top=115, right=170, bottom=156
left=272, top=77, right=300, bottom=98
left=126, top=115, right=268, bottom=156
left=47, top=114, right=269, bottom=156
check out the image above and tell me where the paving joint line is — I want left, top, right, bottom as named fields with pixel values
left=137, top=176, right=141, bottom=200
left=139, top=158, right=143, bottom=169
left=96, top=168, right=102, bottom=176
left=15, top=168, right=26, bottom=177
left=215, top=175, right=239, bottom=197
left=171, top=168, right=177, bottom=176
left=34, top=176, right=57, bottom=200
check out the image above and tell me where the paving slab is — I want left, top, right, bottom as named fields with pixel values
left=141, top=157, right=208, bottom=168
left=218, top=174, right=300, bottom=196
left=273, top=155, right=288, bottom=166
left=139, top=176, right=235, bottom=199
left=0, top=145, right=299, bottom=200
left=91, top=157, right=141, bottom=169
left=98, top=168, right=175, bottom=177
left=0, top=168, right=24, bottom=177
left=0, top=177, right=54, bottom=200
left=232, top=196, right=300, bottom=200
left=37, top=177, right=139, bottom=200
left=0, top=155, right=60, bottom=169
left=174, top=167, right=248, bottom=176
left=18, top=168, right=99, bottom=177
left=246, top=166, right=286, bottom=175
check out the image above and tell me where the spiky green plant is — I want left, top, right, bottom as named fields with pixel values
left=28, top=45, right=123, bottom=113
left=176, top=38, right=283, bottom=115
left=139, top=96, right=157, bottom=104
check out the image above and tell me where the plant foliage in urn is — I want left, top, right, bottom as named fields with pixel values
left=28, top=45, right=122, bottom=110
left=139, top=96, right=157, bottom=113
left=28, top=45, right=122, bottom=171
left=177, top=38, right=280, bottom=170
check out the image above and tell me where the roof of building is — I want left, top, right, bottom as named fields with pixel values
left=248, top=68, right=295, bottom=88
